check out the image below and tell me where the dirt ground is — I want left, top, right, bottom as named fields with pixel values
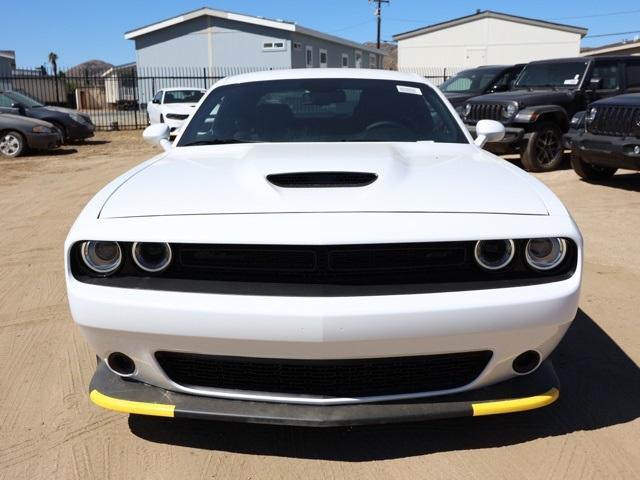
left=1, top=131, right=638, bottom=479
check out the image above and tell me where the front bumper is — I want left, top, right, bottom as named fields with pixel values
left=66, top=121, right=95, bottom=141
left=163, top=117, right=187, bottom=134
left=572, top=132, right=640, bottom=171
left=90, top=359, right=560, bottom=426
left=26, top=131, right=62, bottom=150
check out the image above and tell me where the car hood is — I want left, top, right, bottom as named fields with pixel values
left=0, top=113, right=55, bottom=129
left=442, top=92, right=476, bottom=106
left=470, top=90, right=575, bottom=107
left=99, top=143, right=548, bottom=218
left=161, top=103, right=198, bottom=114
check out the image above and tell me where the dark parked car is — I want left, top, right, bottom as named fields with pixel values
left=565, top=93, right=640, bottom=180
left=440, top=64, right=524, bottom=108
left=0, top=113, right=62, bottom=158
left=460, top=56, right=640, bottom=171
left=0, top=90, right=95, bottom=142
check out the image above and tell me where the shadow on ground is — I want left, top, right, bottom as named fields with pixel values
left=582, top=172, right=640, bottom=193
left=129, top=309, right=640, bottom=460
left=27, top=147, right=78, bottom=157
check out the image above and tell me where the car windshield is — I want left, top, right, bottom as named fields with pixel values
left=178, top=78, right=467, bottom=146
left=163, top=90, right=205, bottom=104
left=440, top=68, right=502, bottom=93
left=3, top=91, right=44, bottom=108
left=515, top=61, right=589, bottom=89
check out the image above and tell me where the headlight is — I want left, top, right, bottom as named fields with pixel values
left=474, top=239, right=515, bottom=271
left=503, top=103, right=518, bottom=119
left=462, top=104, right=472, bottom=118
left=570, top=111, right=586, bottom=129
left=69, top=113, right=89, bottom=124
left=32, top=126, right=52, bottom=133
left=132, top=242, right=172, bottom=273
left=585, top=107, right=598, bottom=125
left=81, top=241, right=122, bottom=275
left=525, top=238, right=567, bottom=271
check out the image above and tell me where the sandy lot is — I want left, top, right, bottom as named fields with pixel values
left=1, top=131, right=639, bottom=479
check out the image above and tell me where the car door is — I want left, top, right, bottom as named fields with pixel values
left=147, top=90, right=163, bottom=124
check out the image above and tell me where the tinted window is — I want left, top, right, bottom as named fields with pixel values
left=440, top=68, right=502, bottom=93
left=153, top=91, right=163, bottom=103
left=0, top=93, right=14, bottom=107
left=591, top=63, right=619, bottom=90
left=178, top=79, right=467, bottom=146
left=627, top=64, right=640, bottom=90
left=163, top=90, right=205, bottom=104
left=515, top=61, right=589, bottom=88
left=3, top=91, right=43, bottom=108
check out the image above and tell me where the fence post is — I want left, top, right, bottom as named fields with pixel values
left=133, top=73, right=139, bottom=128
left=443, top=67, right=447, bottom=83
left=203, top=67, right=207, bottom=89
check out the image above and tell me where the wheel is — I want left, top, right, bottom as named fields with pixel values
left=570, top=151, right=617, bottom=181
left=0, top=131, right=26, bottom=158
left=521, top=122, right=564, bottom=172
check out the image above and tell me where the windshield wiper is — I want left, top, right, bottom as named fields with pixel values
left=181, top=138, right=255, bottom=146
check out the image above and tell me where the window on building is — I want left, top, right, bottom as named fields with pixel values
left=369, top=54, right=377, bottom=68
left=263, top=41, right=286, bottom=52
left=341, top=54, right=349, bottom=68
left=355, top=51, right=363, bottom=68
left=306, top=46, right=313, bottom=68
left=591, top=62, right=620, bottom=90
left=319, top=49, right=328, bottom=68
left=293, top=42, right=302, bottom=50
left=626, top=63, right=640, bottom=91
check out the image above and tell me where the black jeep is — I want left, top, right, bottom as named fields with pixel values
left=440, top=64, right=524, bottom=109
left=460, top=56, right=640, bottom=171
left=567, top=93, right=640, bottom=180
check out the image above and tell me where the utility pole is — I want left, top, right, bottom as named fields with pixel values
left=370, top=0, right=389, bottom=49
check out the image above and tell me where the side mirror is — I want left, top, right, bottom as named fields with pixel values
left=474, top=119, right=505, bottom=148
left=11, top=102, right=26, bottom=114
left=589, top=78, right=603, bottom=90
left=490, top=84, right=508, bottom=93
left=152, top=98, right=161, bottom=104
left=143, top=124, right=171, bottom=151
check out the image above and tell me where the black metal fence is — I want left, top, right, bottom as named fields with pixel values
left=0, top=66, right=464, bottom=131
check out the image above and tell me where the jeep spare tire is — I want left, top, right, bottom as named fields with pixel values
left=521, top=122, right=564, bottom=172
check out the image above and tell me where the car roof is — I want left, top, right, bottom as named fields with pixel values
left=216, top=68, right=428, bottom=87
left=160, top=87, right=207, bottom=92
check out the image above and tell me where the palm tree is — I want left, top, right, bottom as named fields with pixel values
left=48, top=52, right=60, bottom=104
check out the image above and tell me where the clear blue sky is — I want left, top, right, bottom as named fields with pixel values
left=2, top=0, right=640, bottom=68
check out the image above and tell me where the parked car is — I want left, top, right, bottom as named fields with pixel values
left=460, top=55, right=640, bottom=171
left=0, top=90, right=95, bottom=142
left=440, top=64, right=524, bottom=108
left=66, top=69, right=582, bottom=426
left=0, top=113, right=62, bottom=158
left=147, top=88, right=206, bottom=133
left=565, top=93, right=640, bottom=180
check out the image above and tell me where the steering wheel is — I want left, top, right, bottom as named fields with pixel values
left=365, top=120, right=405, bottom=131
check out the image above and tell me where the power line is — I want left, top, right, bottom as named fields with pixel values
left=548, top=8, right=640, bottom=21
left=584, top=30, right=640, bottom=39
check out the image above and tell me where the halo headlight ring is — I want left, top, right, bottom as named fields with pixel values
left=474, top=239, right=515, bottom=271
left=132, top=242, right=173, bottom=273
left=525, top=238, right=567, bottom=271
left=80, top=241, right=122, bottom=276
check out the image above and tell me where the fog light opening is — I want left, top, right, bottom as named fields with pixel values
left=512, top=350, right=541, bottom=375
left=107, top=352, right=136, bottom=377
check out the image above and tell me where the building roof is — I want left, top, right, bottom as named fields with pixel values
left=101, top=62, right=137, bottom=77
left=125, top=7, right=385, bottom=55
left=393, top=10, right=588, bottom=41
left=580, top=38, right=640, bottom=56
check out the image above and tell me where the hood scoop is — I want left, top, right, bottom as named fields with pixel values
left=267, top=171, right=378, bottom=188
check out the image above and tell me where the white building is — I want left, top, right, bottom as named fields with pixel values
left=393, top=10, right=587, bottom=70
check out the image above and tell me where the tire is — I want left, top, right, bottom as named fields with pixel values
left=521, top=122, right=564, bottom=172
left=0, top=131, right=26, bottom=158
left=570, top=151, right=617, bottom=181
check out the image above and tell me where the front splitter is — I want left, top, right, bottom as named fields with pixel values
left=89, top=361, right=559, bottom=427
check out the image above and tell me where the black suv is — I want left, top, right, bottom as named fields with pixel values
left=440, top=64, right=524, bottom=108
left=567, top=93, right=640, bottom=180
left=460, top=56, right=640, bottom=171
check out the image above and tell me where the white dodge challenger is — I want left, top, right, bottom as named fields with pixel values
left=65, top=69, right=581, bottom=426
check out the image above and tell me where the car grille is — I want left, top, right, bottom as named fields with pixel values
left=589, top=105, right=640, bottom=137
left=467, top=103, right=504, bottom=122
left=166, top=113, right=189, bottom=120
left=155, top=350, right=493, bottom=398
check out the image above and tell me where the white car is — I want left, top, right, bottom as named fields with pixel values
left=65, top=69, right=582, bottom=426
left=146, top=88, right=206, bottom=134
